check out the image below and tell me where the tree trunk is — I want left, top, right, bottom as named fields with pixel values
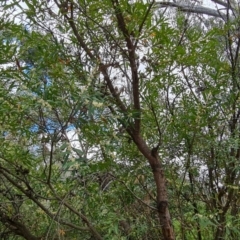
left=133, top=135, right=175, bottom=240
left=214, top=214, right=226, bottom=240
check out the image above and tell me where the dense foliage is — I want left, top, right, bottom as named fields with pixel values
left=0, top=1, right=240, bottom=239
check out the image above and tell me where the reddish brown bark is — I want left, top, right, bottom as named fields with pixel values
left=63, top=1, right=175, bottom=238
left=133, top=135, right=175, bottom=240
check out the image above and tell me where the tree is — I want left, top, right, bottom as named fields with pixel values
left=0, top=0, right=240, bottom=239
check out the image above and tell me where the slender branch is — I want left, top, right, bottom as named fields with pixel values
left=233, top=39, right=240, bottom=73
left=155, top=1, right=227, bottom=19
left=48, top=184, right=103, bottom=240
left=108, top=173, right=157, bottom=211
left=55, top=1, right=129, bottom=117
left=211, top=0, right=229, bottom=8
left=53, top=0, right=95, bottom=59
left=111, top=0, right=141, bottom=133
left=0, top=168, right=88, bottom=232
left=0, top=209, right=42, bottom=240
left=134, top=0, right=155, bottom=49
left=67, top=18, right=95, bottom=59
left=47, top=137, right=54, bottom=184
left=149, top=103, right=162, bottom=143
